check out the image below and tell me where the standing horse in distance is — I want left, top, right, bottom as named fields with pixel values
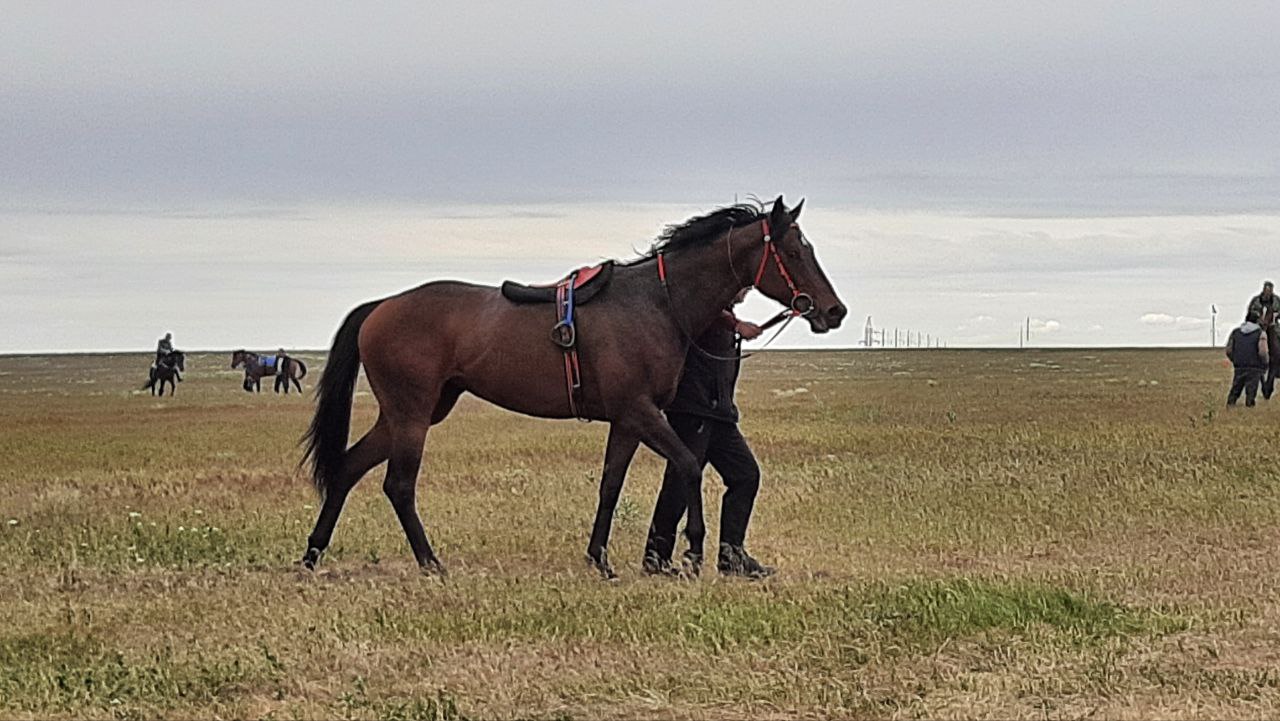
left=231, top=350, right=308, bottom=393
left=143, top=351, right=185, bottom=396
left=301, top=196, right=847, bottom=578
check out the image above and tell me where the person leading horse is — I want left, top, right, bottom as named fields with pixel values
left=300, top=197, right=847, bottom=578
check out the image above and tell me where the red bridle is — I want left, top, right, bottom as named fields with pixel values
left=752, top=219, right=815, bottom=317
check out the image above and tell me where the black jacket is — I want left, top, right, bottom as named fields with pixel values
left=667, top=314, right=742, bottom=423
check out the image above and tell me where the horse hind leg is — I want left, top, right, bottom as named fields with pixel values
left=382, top=421, right=445, bottom=574
left=303, top=417, right=393, bottom=569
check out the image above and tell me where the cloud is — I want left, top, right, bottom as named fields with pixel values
left=1140, top=313, right=1208, bottom=330
left=1030, top=319, right=1062, bottom=333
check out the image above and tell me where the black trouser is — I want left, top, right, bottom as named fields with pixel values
left=1229, top=367, right=1265, bottom=406
left=645, top=413, right=761, bottom=561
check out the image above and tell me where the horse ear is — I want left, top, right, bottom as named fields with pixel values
left=789, top=198, right=805, bottom=221
left=769, top=195, right=789, bottom=234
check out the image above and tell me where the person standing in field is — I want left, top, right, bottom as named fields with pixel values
left=1226, top=309, right=1269, bottom=407
left=642, top=288, right=774, bottom=579
left=1247, top=281, right=1280, bottom=398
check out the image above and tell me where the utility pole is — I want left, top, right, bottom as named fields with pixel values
left=1026, top=316, right=1031, bottom=348
left=1211, top=305, right=1218, bottom=347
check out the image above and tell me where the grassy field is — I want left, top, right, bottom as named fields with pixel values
left=1, top=348, right=1278, bottom=719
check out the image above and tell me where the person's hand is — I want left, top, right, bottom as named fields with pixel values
left=736, top=321, right=763, bottom=340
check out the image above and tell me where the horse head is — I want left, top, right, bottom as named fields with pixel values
left=231, top=349, right=246, bottom=369
left=751, top=196, right=847, bottom=333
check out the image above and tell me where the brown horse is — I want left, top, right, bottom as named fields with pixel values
left=300, top=197, right=846, bottom=577
left=231, top=350, right=308, bottom=393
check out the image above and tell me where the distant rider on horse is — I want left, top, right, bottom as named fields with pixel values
left=155, top=332, right=182, bottom=382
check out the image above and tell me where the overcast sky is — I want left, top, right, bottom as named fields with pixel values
left=3, top=1, right=1278, bottom=352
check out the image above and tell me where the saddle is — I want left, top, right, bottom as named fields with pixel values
left=500, top=262, right=614, bottom=304
left=501, top=263, right=615, bottom=420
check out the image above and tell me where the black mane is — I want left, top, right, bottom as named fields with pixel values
left=628, top=201, right=765, bottom=263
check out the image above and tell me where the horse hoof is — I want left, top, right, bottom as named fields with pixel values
left=420, top=558, right=448, bottom=577
left=300, top=547, right=323, bottom=570
left=682, top=551, right=703, bottom=578
left=642, top=552, right=680, bottom=578
left=586, top=550, right=618, bottom=581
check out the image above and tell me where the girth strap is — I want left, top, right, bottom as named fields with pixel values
left=551, top=272, right=586, bottom=419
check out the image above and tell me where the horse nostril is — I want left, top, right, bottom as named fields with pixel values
left=829, top=304, right=847, bottom=322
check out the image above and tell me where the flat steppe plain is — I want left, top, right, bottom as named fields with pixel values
left=1, top=348, right=1276, bottom=719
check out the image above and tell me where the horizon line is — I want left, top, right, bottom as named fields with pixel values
left=0, top=344, right=1225, bottom=358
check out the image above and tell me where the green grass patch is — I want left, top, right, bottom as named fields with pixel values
left=0, top=628, right=281, bottom=715
left=862, top=578, right=1189, bottom=647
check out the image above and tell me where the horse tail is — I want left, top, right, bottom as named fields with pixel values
left=294, top=358, right=308, bottom=380
left=302, top=299, right=382, bottom=498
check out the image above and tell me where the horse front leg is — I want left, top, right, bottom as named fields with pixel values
left=628, top=406, right=707, bottom=576
left=644, top=414, right=712, bottom=576
left=586, top=425, right=640, bottom=580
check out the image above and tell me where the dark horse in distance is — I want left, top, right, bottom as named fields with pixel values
left=143, top=351, right=185, bottom=396
left=301, top=197, right=847, bottom=578
left=231, top=350, right=308, bottom=393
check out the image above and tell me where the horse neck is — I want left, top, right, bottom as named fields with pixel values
left=660, top=229, right=760, bottom=336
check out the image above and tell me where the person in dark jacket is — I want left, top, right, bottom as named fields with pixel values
left=1247, top=281, right=1280, bottom=398
left=1226, top=310, right=1270, bottom=407
left=643, top=288, right=773, bottom=579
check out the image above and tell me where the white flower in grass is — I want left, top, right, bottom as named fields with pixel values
left=178, top=526, right=185, bottom=532
left=128, top=511, right=142, bottom=519
left=6, top=519, right=16, bottom=527
left=193, top=509, right=203, bottom=515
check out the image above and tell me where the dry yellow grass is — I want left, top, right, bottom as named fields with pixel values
left=1, top=348, right=1277, bottom=719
